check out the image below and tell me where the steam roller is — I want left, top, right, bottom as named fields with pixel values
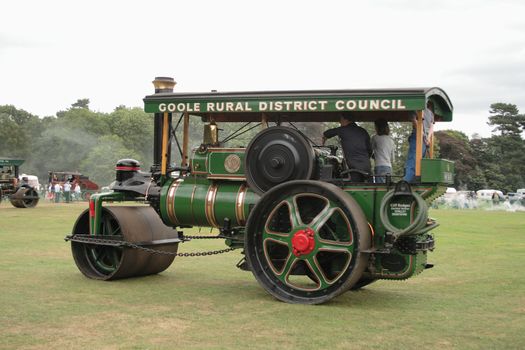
left=9, top=187, right=40, bottom=208
left=70, top=206, right=180, bottom=280
left=65, top=76, right=455, bottom=304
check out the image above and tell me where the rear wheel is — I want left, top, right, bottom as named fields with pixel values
left=245, top=180, right=371, bottom=304
left=350, top=276, right=377, bottom=290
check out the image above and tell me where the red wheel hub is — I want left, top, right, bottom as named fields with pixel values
left=291, top=228, right=315, bottom=257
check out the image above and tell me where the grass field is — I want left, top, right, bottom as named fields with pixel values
left=1, top=201, right=524, bottom=349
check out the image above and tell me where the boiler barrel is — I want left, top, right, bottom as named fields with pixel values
left=160, top=179, right=259, bottom=228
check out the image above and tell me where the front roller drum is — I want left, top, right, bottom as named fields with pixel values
left=71, top=206, right=179, bottom=280
left=10, top=187, right=39, bottom=208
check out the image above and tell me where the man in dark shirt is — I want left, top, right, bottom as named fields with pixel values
left=323, top=112, right=372, bottom=182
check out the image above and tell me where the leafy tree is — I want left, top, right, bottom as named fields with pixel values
left=107, top=107, right=154, bottom=166
left=435, top=130, right=477, bottom=189
left=0, top=105, right=41, bottom=160
left=71, top=98, right=90, bottom=109
left=488, top=103, right=525, bottom=136
left=80, top=135, right=142, bottom=186
left=29, top=123, right=98, bottom=180
left=471, top=132, right=525, bottom=193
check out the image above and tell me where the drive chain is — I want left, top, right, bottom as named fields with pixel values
left=124, top=241, right=237, bottom=257
left=66, top=234, right=237, bottom=257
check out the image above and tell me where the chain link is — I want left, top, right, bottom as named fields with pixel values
left=66, top=235, right=237, bottom=257
left=182, top=235, right=227, bottom=240
left=124, top=241, right=236, bottom=257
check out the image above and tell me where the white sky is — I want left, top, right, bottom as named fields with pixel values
left=1, top=0, right=524, bottom=137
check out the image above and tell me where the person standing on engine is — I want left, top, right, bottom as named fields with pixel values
left=322, top=112, right=372, bottom=182
left=423, top=100, right=435, bottom=157
left=371, top=119, right=395, bottom=183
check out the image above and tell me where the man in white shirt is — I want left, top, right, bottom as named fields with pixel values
left=74, top=183, right=82, bottom=201
left=54, top=182, right=62, bottom=203
left=63, top=181, right=72, bottom=203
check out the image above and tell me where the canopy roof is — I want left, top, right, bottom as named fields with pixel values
left=0, top=158, right=25, bottom=167
left=144, top=87, right=453, bottom=123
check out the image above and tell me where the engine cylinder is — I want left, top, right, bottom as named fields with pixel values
left=160, top=179, right=259, bottom=228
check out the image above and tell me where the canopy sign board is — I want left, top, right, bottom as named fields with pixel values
left=144, top=87, right=453, bottom=122
left=0, top=158, right=25, bottom=167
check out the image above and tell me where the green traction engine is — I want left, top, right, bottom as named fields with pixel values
left=67, top=77, right=454, bottom=304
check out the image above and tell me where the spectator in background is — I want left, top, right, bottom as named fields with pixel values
left=371, top=119, right=395, bottom=183
left=54, top=182, right=62, bottom=203
left=47, top=183, right=54, bottom=201
left=63, top=181, right=72, bottom=203
left=74, top=183, right=82, bottom=201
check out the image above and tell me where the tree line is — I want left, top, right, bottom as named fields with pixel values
left=435, top=103, right=525, bottom=193
left=1, top=100, right=524, bottom=192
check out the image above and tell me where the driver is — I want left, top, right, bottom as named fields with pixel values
left=322, top=112, right=372, bottom=182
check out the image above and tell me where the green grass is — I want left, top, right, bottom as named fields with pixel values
left=1, top=201, right=524, bottom=349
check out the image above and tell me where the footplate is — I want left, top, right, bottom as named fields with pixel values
left=395, top=234, right=435, bottom=255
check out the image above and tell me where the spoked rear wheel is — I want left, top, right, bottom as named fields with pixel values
left=245, top=180, right=371, bottom=304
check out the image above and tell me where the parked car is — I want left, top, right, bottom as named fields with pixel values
left=507, top=192, right=522, bottom=204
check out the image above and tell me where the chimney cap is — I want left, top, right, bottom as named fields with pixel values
left=153, top=77, right=176, bottom=92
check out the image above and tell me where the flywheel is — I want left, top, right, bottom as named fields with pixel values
left=244, top=126, right=315, bottom=195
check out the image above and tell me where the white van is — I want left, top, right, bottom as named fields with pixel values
left=517, top=189, right=525, bottom=196
left=476, top=189, right=504, bottom=200
left=19, top=174, right=40, bottom=191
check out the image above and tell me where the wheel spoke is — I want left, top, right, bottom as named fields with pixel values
left=262, top=229, right=290, bottom=245
left=93, top=248, right=108, bottom=264
left=318, top=241, right=354, bottom=251
left=305, top=256, right=330, bottom=288
left=310, top=204, right=336, bottom=232
left=285, top=198, right=302, bottom=228
left=278, top=254, right=298, bottom=281
left=103, top=216, right=113, bottom=236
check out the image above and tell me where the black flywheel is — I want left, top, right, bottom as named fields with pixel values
left=244, top=126, right=315, bottom=195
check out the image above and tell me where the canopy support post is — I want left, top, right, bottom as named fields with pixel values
left=161, top=112, right=170, bottom=176
left=415, top=110, right=423, bottom=177
left=429, top=134, right=434, bottom=158
left=261, top=113, right=269, bottom=129
left=182, top=112, right=190, bottom=168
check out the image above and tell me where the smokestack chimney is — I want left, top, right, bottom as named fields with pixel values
left=152, top=77, right=176, bottom=93
left=152, top=77, right=176, bottom=173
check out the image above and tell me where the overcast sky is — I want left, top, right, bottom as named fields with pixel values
left=1, top=0, right=524, bottom=137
